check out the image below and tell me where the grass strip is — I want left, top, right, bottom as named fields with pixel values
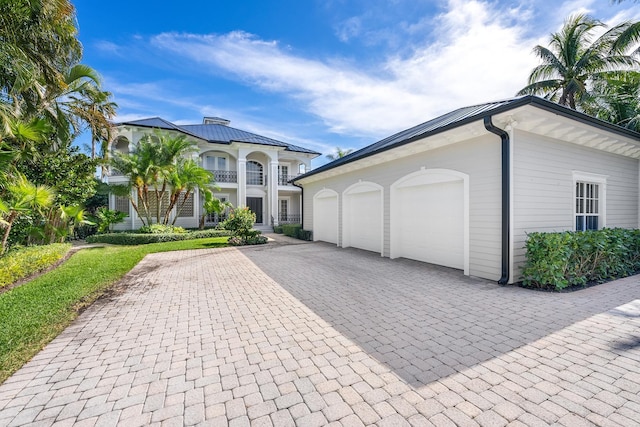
left=0, top=237, right=228, bottom=383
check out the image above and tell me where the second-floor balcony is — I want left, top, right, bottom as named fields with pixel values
left=212, top=170, right=238, bottom=183
left=278, top=174, right=299, bottom=186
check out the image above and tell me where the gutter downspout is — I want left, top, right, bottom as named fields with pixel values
left=292, top=181, right=304, bottom=228
left=483, top=116, right=510, bottom=285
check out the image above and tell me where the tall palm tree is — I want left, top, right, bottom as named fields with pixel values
left=518, top=14, right=640, bottom=110
left=38, top=64, right=114, bottom=149
left=110, top=131, right=199, bottom=226
left=68, top=85, right=117, bottom=160
left=166, top=159, right=215, bottom=225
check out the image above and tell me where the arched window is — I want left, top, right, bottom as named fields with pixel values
left=246, top=161, right=264, bottom=185
left=113, top=137, right=130, bottom=154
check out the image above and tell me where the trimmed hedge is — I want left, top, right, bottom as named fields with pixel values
left=86, top=229, right=232, bottom=245
left=281, top=224, right=301, bottom=237
left=281, top=224, right=313, bottom=241
left=0, top=244, right=71, bottom=289
left=522, top=228, right=640, bottom=290
left=138, top=224, right=186, bottom=234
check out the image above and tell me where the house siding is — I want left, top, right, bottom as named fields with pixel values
left=302, top=134, right=503, bottom=281
left=512, top=129, right=639, bottom=281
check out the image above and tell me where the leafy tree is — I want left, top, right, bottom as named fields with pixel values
left=18, top=139, right=98, bottom=207
left=326, top=147, right=353, bottom=161
left=518, top=14, right=640, bottom=110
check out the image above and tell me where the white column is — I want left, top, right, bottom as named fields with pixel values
left=269, top=161, right=279, bottom=226
left=237, top=158, right=246, bottom=207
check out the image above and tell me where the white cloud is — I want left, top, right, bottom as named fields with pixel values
left=117, top=0, right=639, bottom=143
left=150, top=0, right=543, bottom=138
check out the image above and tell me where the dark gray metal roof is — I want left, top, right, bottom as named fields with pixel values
left=119, top=117, right=181, bottom=131
left=180, top=124, right=319, bottom=154
left=294, top=95, right=640, bottom=181
left=118, top=118, right=320, bottom=155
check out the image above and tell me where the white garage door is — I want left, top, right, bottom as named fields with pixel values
left=343, top=185, right=382, bottom=254
left=394, top=179, right=464, bottom=270
left=313, top=191, right=338, bottom=244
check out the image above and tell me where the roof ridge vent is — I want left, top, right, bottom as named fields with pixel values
left=203, top=116, right=230, bottom=126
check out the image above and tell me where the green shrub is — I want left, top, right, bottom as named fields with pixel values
left=221, top=207, right=267, bottom=246
left=273, top=225, right=284, bottom=234
left=522, top=228, right=640, bottom=290
left=0, top=244, right=71, bottom=288
left=138, top=224, right=186, bottom=234
left=86, top=229, right=231, bottom=245
left=222, top=207, right=254, bottom=235
left=93, top=208, right=127, bottom=233
left=281, top=224, right=313, bottom=241
left=281, top=224, right=302, bottom=238
left=296, top=229, right=313, bottom=241
left=228, top=234, right=268, bottom=246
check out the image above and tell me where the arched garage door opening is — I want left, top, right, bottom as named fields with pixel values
left=391, top=168, right=469, bottom=274
left=313, top=189, right=339, bottom=245
left=342, top=181, right=383, bottom=255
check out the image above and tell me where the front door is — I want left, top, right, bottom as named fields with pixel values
left=247, top=197, right=263, bottom=224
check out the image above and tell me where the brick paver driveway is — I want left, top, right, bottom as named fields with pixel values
left=1, top=238, right=640, bottom=426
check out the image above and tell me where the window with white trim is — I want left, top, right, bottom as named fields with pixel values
left=575, top=182, right=599, bottom=231
left=205, top=155, right=228, bottom=171
left=573, top=172, right=607, bottom=231
left=279, top=199, right=288, bottom=222
left=246, top=161, right=264, bottom=185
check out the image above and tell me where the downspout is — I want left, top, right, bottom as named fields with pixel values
left=483, top=116, right=510, bottom=285
left=292, top=181, right=304, bottom=227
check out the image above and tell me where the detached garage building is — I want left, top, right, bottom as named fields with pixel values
left=292, top=96, right=640, bottom=284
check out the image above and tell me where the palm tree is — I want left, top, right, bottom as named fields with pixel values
left=0, top=174, right=55, bottom=253
left=326, top=147, right=354, bottom=161
left=69, top=86, right=117, bottom=160
left=110, top=131, right=199, bottom=226
left=0, top=0, right=81, bottom=125
left=199, top=188, right=230, bottom=229
left=518, top=14, right=640, bottom=110
left=583, top=71, right=640, bottom=130
left=166, top=159, right=214, bottom=225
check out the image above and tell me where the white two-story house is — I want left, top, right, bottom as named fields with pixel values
left=108, top=116, right=320, bottom=230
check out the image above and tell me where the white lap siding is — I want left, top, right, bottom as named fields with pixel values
left=302, top=134, right=503, bottom=281
left=512, top=130, right=639, bottom=281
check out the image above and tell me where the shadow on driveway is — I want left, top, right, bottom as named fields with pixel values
left=240, top=241, right=640, bottom=388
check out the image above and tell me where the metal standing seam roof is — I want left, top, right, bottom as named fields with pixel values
left=293, top=95, right=640, bottom=182
left=118, top=118, right=320, bottom=155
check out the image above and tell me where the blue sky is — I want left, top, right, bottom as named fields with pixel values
left=74, top=0, right=640, bottom=166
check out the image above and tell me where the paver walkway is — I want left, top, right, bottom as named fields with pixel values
left=0, top=240, right=639, bottom=426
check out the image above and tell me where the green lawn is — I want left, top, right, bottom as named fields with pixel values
left=0, top=237, right=228, bottom=384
